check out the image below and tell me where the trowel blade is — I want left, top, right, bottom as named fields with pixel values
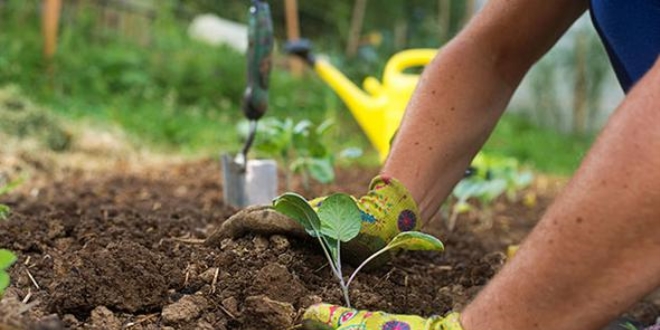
left=222, top=154, right=247, bottom=208
left=221, top=154, right=278, bottom=208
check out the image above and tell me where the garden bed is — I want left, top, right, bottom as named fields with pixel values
left=0, top=159, right=657, bottom=329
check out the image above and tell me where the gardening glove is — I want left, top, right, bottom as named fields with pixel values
left=206, top=175, right=420, bottom=265
left=301, top=303, right=463, bottom=330
left=309, top=175, right=420, bottom=264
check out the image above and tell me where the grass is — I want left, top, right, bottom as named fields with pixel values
left=484, top=114, right=595, bottom=175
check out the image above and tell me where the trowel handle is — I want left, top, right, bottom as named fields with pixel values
left=243, top=0, right=274, bottom=121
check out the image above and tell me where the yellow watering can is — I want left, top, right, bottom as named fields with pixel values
left=286, top=40, right=437, bottom=162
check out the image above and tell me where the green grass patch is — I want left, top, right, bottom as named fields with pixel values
left=484, top=114, right=594, bottom=175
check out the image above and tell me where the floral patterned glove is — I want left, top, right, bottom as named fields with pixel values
left=310, top=175, right=420, bottom=265
left=302, top=303, right=463, bottom=330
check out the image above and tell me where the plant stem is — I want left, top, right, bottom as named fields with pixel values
left=448, top=205, right=459, bottom=231
left=316, top=236, right=342, bottom=281
left=341, top=284, right=351, bottom=308
left=346, top=244, right=400, bottom=288
left=335, top=238, right=352, bottom=308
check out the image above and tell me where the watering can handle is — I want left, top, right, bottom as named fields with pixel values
left=383, top=49, right=437, bottom=84
left=242, top=0, right=274, bottom=121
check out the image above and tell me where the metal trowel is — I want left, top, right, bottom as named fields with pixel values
left=222, top=0, right=276, bottom=208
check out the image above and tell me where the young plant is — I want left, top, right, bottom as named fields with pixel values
left=273, top=192, right=444, bottom=308
left=0, top=249, right=16, bottom=297
left=239, top=117, right=361, bottom=191
left=446, top=153, right=533, bottom=230
left=0, top=176, right=22, bottom=220
left=0, top=177, right=21, bottom=296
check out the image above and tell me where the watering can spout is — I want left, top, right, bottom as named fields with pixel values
left=286, top=40, right=437, bottom=161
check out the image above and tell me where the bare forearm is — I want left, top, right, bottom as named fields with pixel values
left=382, top=0, right=587, bottom=221
left=462, top=58, right=660, bottom=330
left=383, top=37, right=518, bottom=221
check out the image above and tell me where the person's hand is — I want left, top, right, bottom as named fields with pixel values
left=301, top=303, right=463, bottom=330
left=206, top=176, right=420, bottom=265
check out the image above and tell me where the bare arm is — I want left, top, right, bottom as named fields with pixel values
left=462, top=57, right=660, bottom=330
left=384, top=0, right=589, bottom=221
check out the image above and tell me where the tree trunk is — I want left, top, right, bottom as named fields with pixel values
left=438, top=0, right=451, bottom=42
left=42, top=0, right=62, bottom=60
left=285, top=0, right=304, bottom=76
left=346, top=0, right=368, bottom=58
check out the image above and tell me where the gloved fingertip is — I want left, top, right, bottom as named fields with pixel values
left=302, top=303, right=335, bottom=321
left=438, top=312, right=464, bottom=330
left=303, top=303, right=355, bottom=326
left=301, top=319, right=335, bottom=330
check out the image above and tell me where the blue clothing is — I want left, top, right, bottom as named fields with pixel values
left=590, top=0, right=660, bottom=92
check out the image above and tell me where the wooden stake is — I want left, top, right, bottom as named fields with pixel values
left=284, top=0, right=303, bottom=76
left=346, top=0, right=368, bottom=58
left=438, top=0, right=451, bottom=42
left=42, top=0, right=62, bottom=60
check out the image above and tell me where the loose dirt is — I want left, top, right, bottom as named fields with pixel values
left=0, top=160, right=657, bottom=329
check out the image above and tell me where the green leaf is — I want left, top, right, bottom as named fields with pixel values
left=293, top=120, right=313, bottom=135
left=0, top=176, right=23, bottom=196
left=0, top=271, right=9, bottom=295
left=0, top=249, right=16, bottom=270
left=339, top=147, right=363, bottom=159
left=0, top=250, right=16, bottom=270
left=453, top=179, right=482, bottom=201
left=513, top=171, right=534, bottom=188
left=316, top=119, right=334, bottom=134
left=272, top=193, right=322, bottom=237
left=477, top=179, right=507, bottom=203
left=0, top=204, right=9, bottom=220
left=386, top=231, right=444, bottom=251
left=317, top=194, right=361, bottom=242
left=307, top=158, right=335, bottom=184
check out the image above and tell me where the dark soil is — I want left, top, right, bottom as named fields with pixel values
left=0, top=159, right=657, bottom=329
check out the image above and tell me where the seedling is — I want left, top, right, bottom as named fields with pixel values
left=0, top=177, right=21, bottom=296
left=0, top=176, right=24, bottom=220
left=239, top=117, right=361, bottom=191
left=446, top=153, right=533, bottom=230
left=273, top=192, right=444, bottom=308
left=0, top=249, right=16, bottom=297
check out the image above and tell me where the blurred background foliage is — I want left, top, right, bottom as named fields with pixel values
left=0, top=0, right=610, bottom=174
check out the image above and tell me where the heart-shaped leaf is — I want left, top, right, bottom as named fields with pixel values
left=317, top=193, right=361, bottom=242
left=273, top=193, right=322, bottom=237
left=307, top=158, right=335, bottom=184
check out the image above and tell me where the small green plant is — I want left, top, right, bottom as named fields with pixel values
left=447, top=153, right=533, bottom=230
left=0, top=177, right=20, bottom=296
left=273, top=192, right=444, bottom=307
left=0, top=176, right=24, bottom=220
left=0, top=249, right=16, bottom=297
left=240, top=118, right=361, bottom=191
